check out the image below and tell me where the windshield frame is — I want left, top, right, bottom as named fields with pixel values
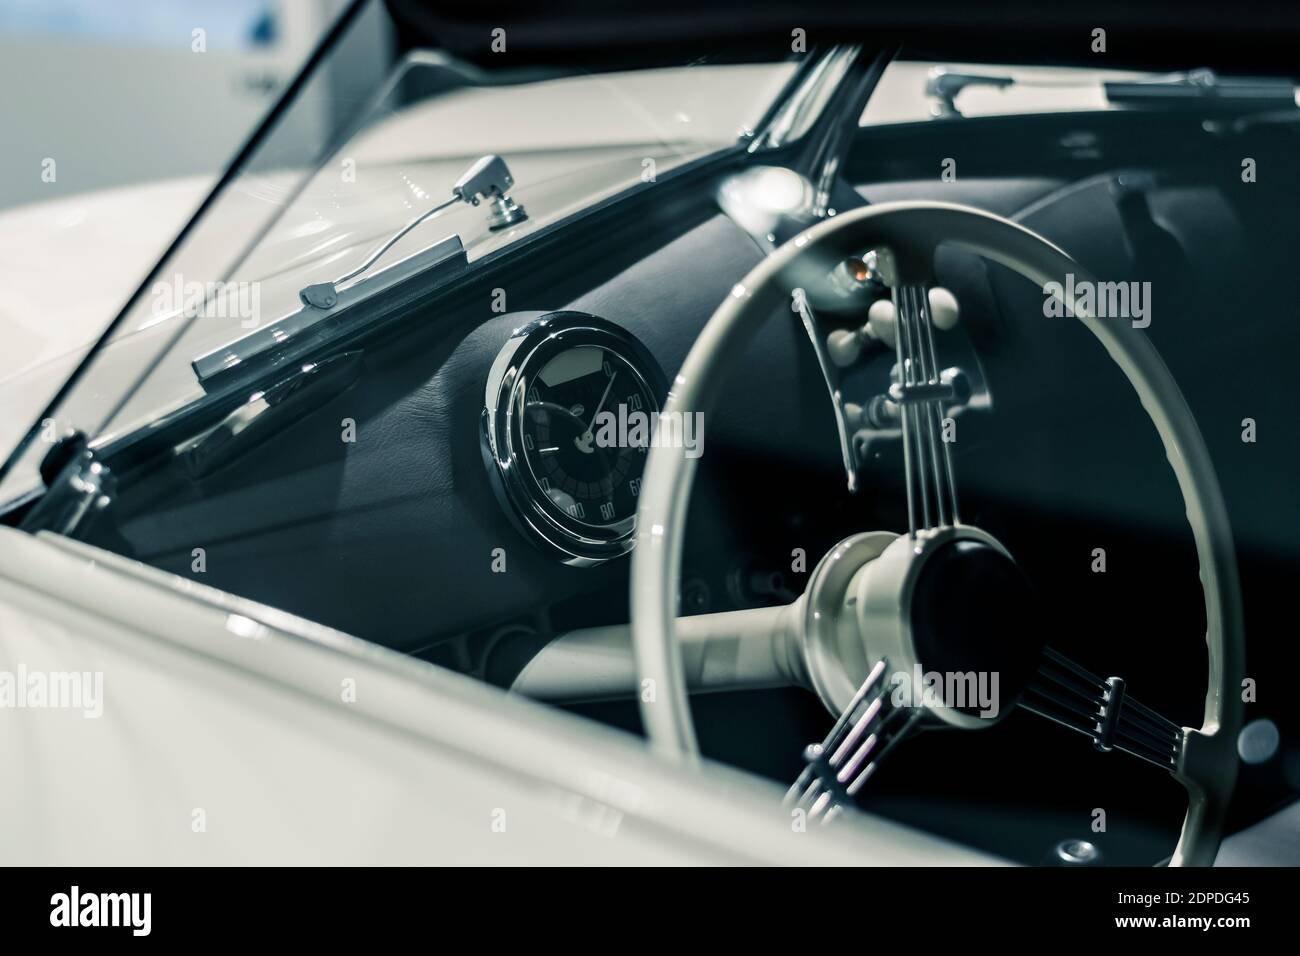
left=0, top=0, right=370, bottom=505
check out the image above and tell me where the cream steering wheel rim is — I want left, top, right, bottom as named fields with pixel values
left=630, top=200, right=1244, bottom=866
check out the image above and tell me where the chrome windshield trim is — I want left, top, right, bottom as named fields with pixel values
left=751, top=45, right=861, bottom=151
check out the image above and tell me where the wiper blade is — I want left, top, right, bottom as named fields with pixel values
left=193, top=234, right=467, bottom=390
left=1104, top=68, right=1296, bottom=112
left=925, top=65, right=1297, bottom=120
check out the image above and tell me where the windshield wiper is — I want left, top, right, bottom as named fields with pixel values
left=924, top=65, right=1296, bottom=120
left=1104, top=68, right=1296, bottom=112
left=298, top=153, right=527, bottom=309
left=192, top=152, right=527, bottom=390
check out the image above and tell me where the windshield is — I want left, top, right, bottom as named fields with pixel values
left=0, top=0, right=796, bottom=506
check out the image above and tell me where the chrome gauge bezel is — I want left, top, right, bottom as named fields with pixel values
left=482, top=312, right=667, bottom=566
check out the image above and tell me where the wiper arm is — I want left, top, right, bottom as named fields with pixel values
left=298, top=153, right=527, bottom=309
left=299, top=195, right=460, bottom=309
left=925, top=67, right=1014, bottom=119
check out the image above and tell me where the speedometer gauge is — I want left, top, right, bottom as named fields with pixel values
left=482, top=312, right=666, bottom=566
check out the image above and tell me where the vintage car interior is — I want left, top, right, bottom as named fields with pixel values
left=3, top=2, right=1297, bottom=866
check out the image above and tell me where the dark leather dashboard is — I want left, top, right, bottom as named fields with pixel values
left=116, top=212, right=844, bottom=649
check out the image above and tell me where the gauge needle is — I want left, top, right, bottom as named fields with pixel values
left=575, top=373, right=616, bottom=454
left=588, top=373, right=617, bottom=432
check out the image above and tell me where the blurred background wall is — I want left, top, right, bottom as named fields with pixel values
left=0, top=0, right=393, bottom=211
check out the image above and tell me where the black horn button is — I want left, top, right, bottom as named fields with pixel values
left=909, top=540, right=1043, bottom=721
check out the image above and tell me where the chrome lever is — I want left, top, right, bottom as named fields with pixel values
left=792, top=295, right=860, bottom=492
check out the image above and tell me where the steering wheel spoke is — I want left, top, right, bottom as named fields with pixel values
left=1019, top=647, right=1183, bottom=772
left=786, top=660, right=922, bottom=823
left=891, top=283, right=962, bottom=534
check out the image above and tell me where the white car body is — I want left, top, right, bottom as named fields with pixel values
left=0, top=524, right=992, bottom=864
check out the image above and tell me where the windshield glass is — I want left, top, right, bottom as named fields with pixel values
left=0, top=0, right=796, bottom=505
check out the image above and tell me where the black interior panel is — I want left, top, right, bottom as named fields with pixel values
left=115, top=212, right=848, bottom=649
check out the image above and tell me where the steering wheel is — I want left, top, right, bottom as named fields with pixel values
left=629, top=201, right=1243, bottom=866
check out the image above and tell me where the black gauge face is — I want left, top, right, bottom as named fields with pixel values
left=484, top=314, right=667, bottom=566
left=518, top=345, right=657, bottom=528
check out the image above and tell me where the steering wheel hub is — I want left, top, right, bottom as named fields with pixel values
left=803, top=526, right=1040, bottom=729
left=907, top=537, right=1043, bottom=720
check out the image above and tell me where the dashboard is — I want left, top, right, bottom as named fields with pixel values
left=112, top=210, right=847, bottom=651
left=85, top=132, right=1300, bottom=863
